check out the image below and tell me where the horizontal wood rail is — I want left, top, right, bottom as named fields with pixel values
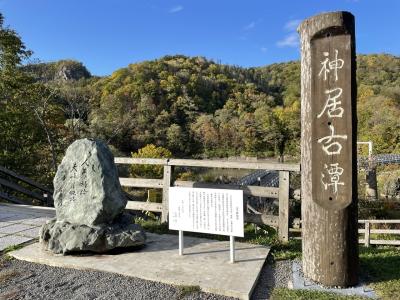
left=115, top=157, right=300, bottom=172
left=119, top=178, right=163, bottom=189
left=358, top=239, right=400, bottom=246
left=358, top=219, right=400, bottom=224
left=244, top=212, right=279, bottom=227
left=0, top=178, right=47, bottom=203
left=174, top=181, right=279, bottom=198
left=0, top=166, right=53, bottom=206
left=358, top=229, right=400, bottom=234
left=116, top=156, right=300, bottom=243
left=0, top=190, right=27, bottom=205
left=290, top=219, right=400, bottom=246
left=0, top=166, right=52, bottom=194
left=359, top=219, right=400, bottom=247
left=126, top=201, right=163, bottom=212
left=115, top=157, right=168, bottom=165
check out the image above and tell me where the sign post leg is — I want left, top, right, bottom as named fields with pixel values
left=230, top=236, right=235, bottom=263
left=179, top=230, right=184, bottom=256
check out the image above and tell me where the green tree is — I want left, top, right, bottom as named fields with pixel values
left=0, top=13, right=65, bottom=181
left=166, top=123, right=188, bottom=155
left=22, top=52, right=400, bottom=163
left=0, top=13, right=43, bottom=177
left=358, top=95, right=400, bottom=154
left=263, top=102, right=300, bottom=162
left=191, top=114, right=219, bottom=156
left=130, top=144, right=172, bottom=179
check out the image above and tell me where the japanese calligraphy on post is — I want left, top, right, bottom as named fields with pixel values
left=169, top=187, right=244, bottom=237
left=311, top=34, right=354, bottom=210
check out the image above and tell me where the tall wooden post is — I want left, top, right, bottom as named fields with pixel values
left=161, top=165, right=172, bottom=223
left=365, top=166, right=378, bottom=200
left=278, top=171, right=290, bottom=243
left=298, top=11, right=358, bottom=286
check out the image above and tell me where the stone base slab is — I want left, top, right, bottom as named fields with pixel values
left=289, top=261, right=376, bottom=298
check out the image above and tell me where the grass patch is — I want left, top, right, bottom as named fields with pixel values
left=177, top=285, right=201, bottom=298
left=135, top=218, right=400, bottom=299
left=360, top=246, right=400, bottom=299
left=271, top=239, right=302, bottom=260
left=1, top=244, right=24, bottom=254
left=135, top=218, right=302, bottom=259
left=135, top=218, right=170, bottom=235
left=270, top=288, right=366, bottom=300
left=135, top=217, right=229, bottom=241
left=270, top=246, right=400, bottom=299
left=242, top=224, right=302, bottom=260
left=0, top=244, right=25, bottom=264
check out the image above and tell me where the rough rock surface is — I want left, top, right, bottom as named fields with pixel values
left=41, top=138, right=146, bottom=254
left=53, top=138, right=126, bottom=226
left=40, top=213, right=146, bottom=254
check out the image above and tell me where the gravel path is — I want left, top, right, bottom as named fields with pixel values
left=0, top=254, right=291, bottom=300
left=251, top=259, right=292, bottom=300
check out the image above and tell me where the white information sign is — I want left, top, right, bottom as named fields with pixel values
left=169, top=187, right=244, bottom=237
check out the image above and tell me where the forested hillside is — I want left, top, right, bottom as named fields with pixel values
left=1, top=12, right=399, bottom=184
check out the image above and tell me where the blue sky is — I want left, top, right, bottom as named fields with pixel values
left=1, top=0, right=399, bottom=76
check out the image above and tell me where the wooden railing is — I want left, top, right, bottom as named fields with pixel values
left=289, top=219, right=400, bottom=247
left=359, top=220, right=400, bottom=247
left=0, top=166, right=53, bottom=206
left=115, top=157, right=300, bottom=242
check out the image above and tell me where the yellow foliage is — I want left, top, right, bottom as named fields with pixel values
left=130, top=144, right=172, bottom=178
left=358, top=84, right=375, bottom=102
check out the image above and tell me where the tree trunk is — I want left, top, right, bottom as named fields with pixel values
left=34, top=109, right=57, bottom=174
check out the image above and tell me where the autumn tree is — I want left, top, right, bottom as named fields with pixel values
left=130, top=144, right=172, bottom=179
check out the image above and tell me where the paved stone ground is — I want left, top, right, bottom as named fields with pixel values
left=0, top=203, right=55, bottom=251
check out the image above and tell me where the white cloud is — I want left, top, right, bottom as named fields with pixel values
left=169, top=5, right=183, bottom=13
left=284, top=19, right=301, bottom=31
left=260, top=47, right=267, bottom=53
left=276, top=33, right=299, bottom=47
left=243, top=21, right=256, bottom=31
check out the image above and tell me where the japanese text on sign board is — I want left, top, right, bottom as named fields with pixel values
left=169, top=187, right=244, bottom=237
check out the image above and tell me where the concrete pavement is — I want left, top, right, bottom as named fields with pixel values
left=0, top=203, right=55, bottom=251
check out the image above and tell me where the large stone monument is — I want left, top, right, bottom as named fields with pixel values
left=40, top=138, right=146, bottom=254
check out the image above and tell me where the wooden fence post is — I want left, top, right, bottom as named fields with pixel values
left=278, top=171, right=290, bottom=243
left=298, top=11, right=358, bottom=287
left=161, top=165, right=172, bottom=223
left=365, top=166, right=378, bottom=200
left=364, top=221, right=370, bottom=247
